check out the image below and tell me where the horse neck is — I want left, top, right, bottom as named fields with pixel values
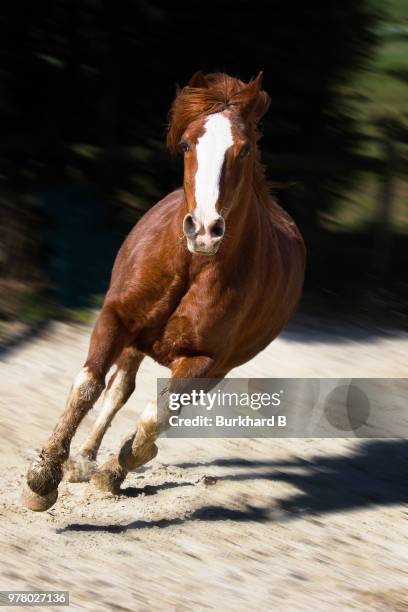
left=223, top=166, right=264, bottom=253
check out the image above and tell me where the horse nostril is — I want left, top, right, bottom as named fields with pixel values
left=209, top=218, right=225, bottom=239
left=183, top=214, right=196, bottom=237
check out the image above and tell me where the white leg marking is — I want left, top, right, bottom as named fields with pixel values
left=93, top=367, right=128, bottom=427
left=140, top=400, right=157, bottom=425
left=73, top=366, right=92, bottom=390
left=72, top=366, right=96, bottom=401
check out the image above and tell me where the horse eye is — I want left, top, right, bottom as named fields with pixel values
left=180, top=141, right=190, bottom=153
left=239, top=144, right=250, bottom=158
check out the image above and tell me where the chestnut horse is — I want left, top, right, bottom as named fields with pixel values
left=22, top=71, right=305, bottom=512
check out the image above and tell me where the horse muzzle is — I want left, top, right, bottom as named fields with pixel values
left=183, top=213, right=225, bottom=256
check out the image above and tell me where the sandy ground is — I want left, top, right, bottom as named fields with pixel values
left=0, top=315, right=407, bottom=611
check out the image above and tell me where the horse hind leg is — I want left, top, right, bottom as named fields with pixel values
left=90, top=400, right=159, bottom=493
left=64, top=346, right=144, bottom=482
left=91, top=356, right=217, bottom=493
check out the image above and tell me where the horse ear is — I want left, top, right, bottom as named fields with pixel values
left=188, top=71, right=209, bottom=89
left=234, top=71, right=270, bottom=122
left=234, top=72, right=263, bottom=104
left=246, top=71, right=264, bottom=98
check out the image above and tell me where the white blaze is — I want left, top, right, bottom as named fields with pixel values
left=195, top=113, right=233, bottom=226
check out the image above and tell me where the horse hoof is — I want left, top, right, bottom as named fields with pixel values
left=142, top=443, right=159, bottom=466
left=27, top=458, right=63, bottom=495
left=64, top=454, right=98, bottom=483
left=90, top=458, right=126, bottom=494
left=120, top=442, right=158, bottom=471
left=21, top=485, right=58, bottom=512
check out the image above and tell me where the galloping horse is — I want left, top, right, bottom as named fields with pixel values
left=22, top=71, right=305, bottom=512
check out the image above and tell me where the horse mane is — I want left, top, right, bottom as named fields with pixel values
left=167, top=72, right=273, bottom=208
left=167, top=72, right=271, bottom=150
left=167, top=73, right=244, bottom=150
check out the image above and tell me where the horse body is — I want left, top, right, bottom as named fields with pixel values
left=22, top=71, right=305, bottom=512
left=105, top=185, right=303, bottom=374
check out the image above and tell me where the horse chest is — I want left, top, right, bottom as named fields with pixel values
left=146, top=261, right=277, bottom=366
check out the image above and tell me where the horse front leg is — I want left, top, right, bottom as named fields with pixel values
left=64, top=346, right=144, bottom=483
left=21, top=307, right=129, bottom=511
left=91, top=355, right=216, bottom=493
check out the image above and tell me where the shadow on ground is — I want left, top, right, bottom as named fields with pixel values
left=59, top=439, right=408, bottom=533
left=282, top=314, right=407, bottom=344
left=120, top=481, right=192, bottom=497
left=0, top=319, right=51, bottom=360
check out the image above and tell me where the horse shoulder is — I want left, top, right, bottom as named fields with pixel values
left=104, top=189, right=188, bottom=330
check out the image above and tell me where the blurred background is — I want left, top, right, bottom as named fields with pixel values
left=0, top=0, right=407, bottom=343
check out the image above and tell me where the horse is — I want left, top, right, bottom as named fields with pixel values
left=22, top=70, right=305, bottom=512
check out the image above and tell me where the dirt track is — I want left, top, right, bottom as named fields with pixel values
left=1, top=316, right=407, bottom=611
